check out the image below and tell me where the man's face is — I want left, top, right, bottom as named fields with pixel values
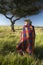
left=25, top=21, right=29, bottom=25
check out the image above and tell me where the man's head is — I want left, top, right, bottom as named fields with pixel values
left=24, top=19, right=32, bottom=25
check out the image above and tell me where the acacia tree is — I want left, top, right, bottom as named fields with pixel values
left=0, top=0, right=43, bottom=32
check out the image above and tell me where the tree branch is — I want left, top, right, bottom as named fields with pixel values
left=13, top=14, right=27, bottom=23
left=13, top=17, right=21, bottom=22
left=5, top=15, right=14, bottom=20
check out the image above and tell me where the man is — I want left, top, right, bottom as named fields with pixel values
left=16, top=19, right=35, bottom=55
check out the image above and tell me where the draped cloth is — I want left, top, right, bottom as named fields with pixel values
left=16, top=25, right=35, bottom=55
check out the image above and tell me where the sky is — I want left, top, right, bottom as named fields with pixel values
left=0, top=11, right=43, bottom=26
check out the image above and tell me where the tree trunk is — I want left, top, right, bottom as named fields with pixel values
left=11, top=22, right=15, bottom=32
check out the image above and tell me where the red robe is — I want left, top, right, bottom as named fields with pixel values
left=16, top=25, right=35, bottom=54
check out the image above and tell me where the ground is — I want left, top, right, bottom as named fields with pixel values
left=0, top=26, right=43, bottom=65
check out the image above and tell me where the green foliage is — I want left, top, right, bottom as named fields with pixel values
left=0, top=0, right=43, bottom=17
left=0, top=26, right=43, bottom=65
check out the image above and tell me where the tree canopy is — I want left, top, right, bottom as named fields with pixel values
left=0, top=0, right=43, bottom=18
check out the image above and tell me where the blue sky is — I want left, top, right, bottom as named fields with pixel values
left=0, top=11, right=43, bottom=26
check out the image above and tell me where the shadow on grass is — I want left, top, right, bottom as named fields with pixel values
left=0, top=41, right=17, bottom=56
left=34, top=46, right=43, bottom=60
left=15, top=28, right=22, bottom=30
left=0, top=40, right=43, bottom=60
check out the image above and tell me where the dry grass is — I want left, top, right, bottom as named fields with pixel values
left=0, top=26, right=43, bottom=65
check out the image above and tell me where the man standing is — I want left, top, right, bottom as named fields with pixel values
left=16, top=19, right=35, bottom=55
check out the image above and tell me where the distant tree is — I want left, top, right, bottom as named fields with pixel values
left=0, top=0, right=43, bottom=31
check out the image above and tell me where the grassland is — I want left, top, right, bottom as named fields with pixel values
left=0, top=26, right=43, bottom=65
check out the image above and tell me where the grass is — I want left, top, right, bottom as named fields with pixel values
left=0, top=26, right=43, bottom=65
